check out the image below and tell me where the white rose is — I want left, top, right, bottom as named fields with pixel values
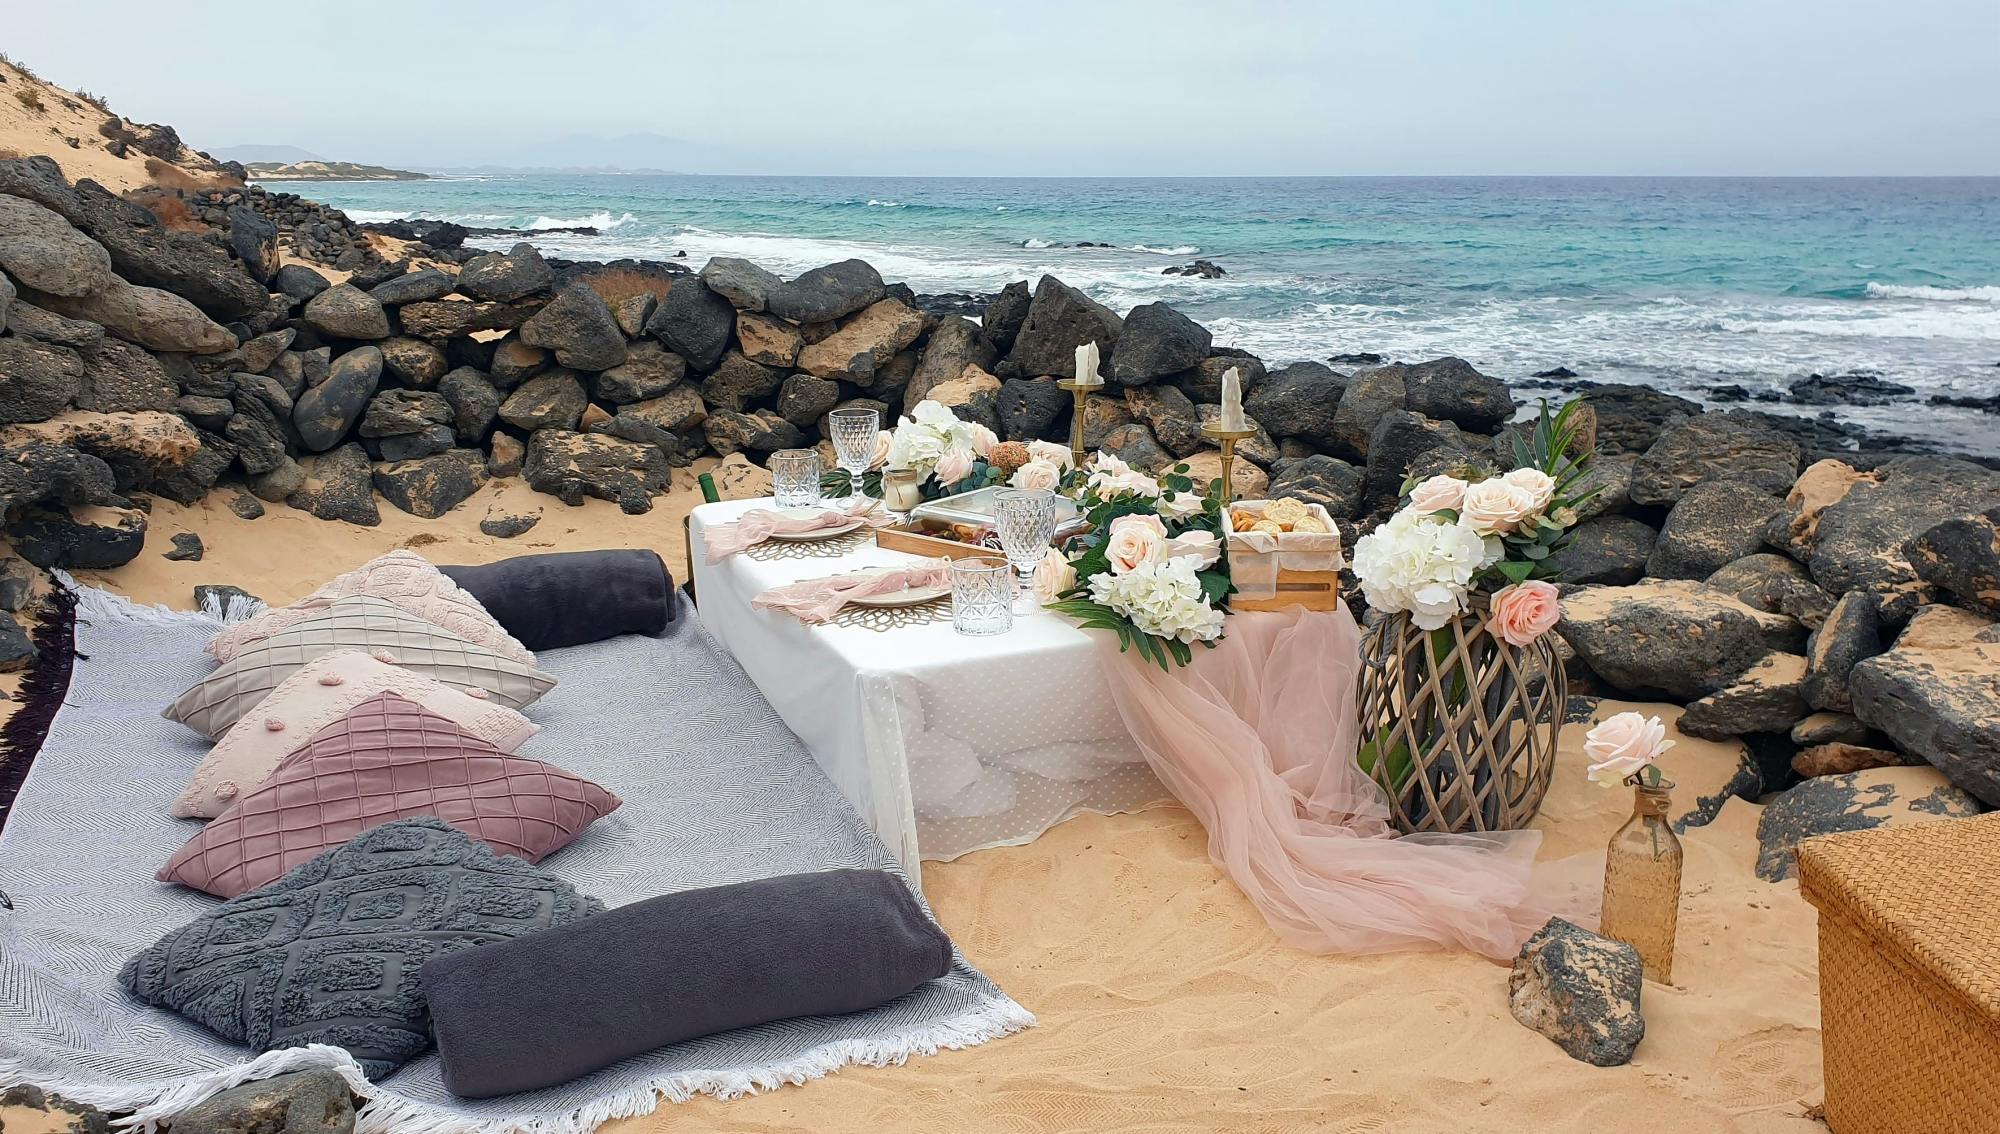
left=1502, top=467, right=1556, bottom=513
left=1031, top=547, right=1077, bottom=604
left=1010, top=459, right=1062, bottom=492
left=1027, top=440, right=1074, bottom=470
left=1408, top=475, right=1469, bottom=515
left=1089, top=451, right=1132, bottom=477
left=868, top=430, right=893, bottom=471
left=967, top=423, right=999, bottom=458
left=1104, top=513, right=1167, bottom=574
left=1163, top=529, right=1221, bottom=570
left=1458, top=478, right=1538, bottom=535
left=1156, top=488, right=1203, bottom=520
left=1584, top=712, right=1675, bottom=785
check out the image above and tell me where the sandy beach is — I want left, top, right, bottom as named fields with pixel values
left=7, top=477, right=1827, bottom=1134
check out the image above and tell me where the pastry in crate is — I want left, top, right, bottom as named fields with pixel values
left=1224, top=498, right=1345, bottom=611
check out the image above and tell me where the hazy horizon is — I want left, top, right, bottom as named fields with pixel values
left=9, top=0, right=2000, bottom=177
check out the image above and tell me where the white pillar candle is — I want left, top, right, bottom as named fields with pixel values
left=1220, top=366, right=1247, bottom=431
left=1073, top=341, right=1103, bottom=387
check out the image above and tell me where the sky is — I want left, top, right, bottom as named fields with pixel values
left=6, top=0, right=1998, bottom=176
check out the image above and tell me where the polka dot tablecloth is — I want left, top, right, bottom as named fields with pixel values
left=691, top=498, right=1171, bottom=886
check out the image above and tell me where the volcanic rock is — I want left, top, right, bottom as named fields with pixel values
left=1558, top=580, right=1807, bottom=699
left=1908, top=506, right=2000, bottom=616
left=1645, top=479, right=1786, bottom=580
left=1755, top=767, right=1980, bottom=880
left=0, top=194, right=114, bottom=296
left=1704, top=553, right=1835, bottom=628
left=766, top=259, right=886, bottom=324
left=1849, top=604, right=2000, bottom=805
left=292, top=345, right=381, bottom=451
left=288, top=442, right=380, bottom=525
left=1550, top=515, right=1658, bottom=586
left=1108, top=302, right=1210, bottom=386
left=1629, top=411, right=1802, bottom=505
left=700, top=256, right=782, bottom=311
left=1005, top=276, right=1121, bottom=379
left=302, top=284, right=390, bottom=340
left=367, top=266, right=455, bottom=306
left=1508, top=918, right=1644, bottom=1067
left=645, top=276, right=735, bottom=370
left=374, top=449, right=487, bottom=518
left=455, top=243, right=552, bottom=301
left=524, top=429, right=671, bottom=511
left=519, top=283, right=627, bottom=371
left=498, top=370, right=588, bottom=432
left=33, top=276, right=235, bottom=352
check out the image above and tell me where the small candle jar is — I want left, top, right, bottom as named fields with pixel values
left=880, top=468, right=924, bottom=515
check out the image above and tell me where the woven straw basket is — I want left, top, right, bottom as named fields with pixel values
left=1797, top=812, right=2000, bottom=1134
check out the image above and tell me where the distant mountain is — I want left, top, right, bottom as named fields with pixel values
left=214, top=144, right=323, bottom=164
left=247, top=160, right=429, bottom=182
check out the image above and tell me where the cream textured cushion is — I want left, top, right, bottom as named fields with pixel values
left=170, top=650, right=539, bottom=820
left=206, top=550, right=533, bottom=665
left=164, top=596, right=557, bottom=739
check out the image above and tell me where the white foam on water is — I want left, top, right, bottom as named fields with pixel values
left=527, top=210, right=636, bottom=230
left=1864, top=281, right=2000, bottom=302
left=1128, top=244, right=1199, bottom=256
left=341, top=208, right=409, bottom=224
left=1021, top=238, right=1056, bottom=249
left=866, top=199, right=902, bottom=207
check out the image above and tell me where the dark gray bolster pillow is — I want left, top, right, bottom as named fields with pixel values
left=439, top=549, right=673, bottom=651
left=418, top=868, right=955, bottom=1098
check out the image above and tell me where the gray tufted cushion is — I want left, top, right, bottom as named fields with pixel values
left=120, top=817, right=602, bottom=1079
left=163, top=595, right=558, bottom=739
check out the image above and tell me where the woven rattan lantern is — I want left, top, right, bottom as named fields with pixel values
left=1357, top=601, right=1565, bottom=834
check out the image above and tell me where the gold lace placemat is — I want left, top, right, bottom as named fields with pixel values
left=744, top=529, right=872, bottom=561
left=825, top=597, right=953, bottom=632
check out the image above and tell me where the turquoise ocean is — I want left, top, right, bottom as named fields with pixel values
left=276, top=175, right=2000, bottom=453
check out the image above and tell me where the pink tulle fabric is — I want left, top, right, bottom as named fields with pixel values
left=1096, top=602, right=1584, bottom=959
left=704, top=501, right=890, bottom=562
left=753, top=560, right=953, bottom=623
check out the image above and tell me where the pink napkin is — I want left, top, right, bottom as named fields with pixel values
left=752, top=560, right=954, bottom=623
left=704, top=501, right=888, bottom=562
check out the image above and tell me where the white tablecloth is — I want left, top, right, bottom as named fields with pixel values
left=689, top=498, right=1167, bottom=881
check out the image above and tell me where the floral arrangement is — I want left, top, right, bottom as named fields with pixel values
left=824, top=400, right=1085, bottom=501
left=1350, top=399, right=1594, bottom=645
left=1584, top=711, right=1674, bottom=787
left=1038, top=452, right=1231, bottom=670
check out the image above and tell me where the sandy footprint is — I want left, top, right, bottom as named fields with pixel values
left=1711, top=1024, right=1824, bottom=1113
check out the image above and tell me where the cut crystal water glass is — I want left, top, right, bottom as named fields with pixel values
left=994, top=488, right=1060, bottom=600
left=950, top=556, right=1015, bottom=637
left=827, top=407, right=881, bottom=504
left=769, top=449, right=823, bottom=510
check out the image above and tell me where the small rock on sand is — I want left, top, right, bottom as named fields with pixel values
left=1509, top=917, right=1645, bottom=1067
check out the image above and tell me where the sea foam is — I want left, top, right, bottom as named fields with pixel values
left=1864, top=282, right=2000, bottom=302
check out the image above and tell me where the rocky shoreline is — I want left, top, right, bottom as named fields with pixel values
left=0, top=153, right=1996, bottom=849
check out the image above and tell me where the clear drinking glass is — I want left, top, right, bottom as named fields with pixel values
left=949, top=556, right=1015, bottom=636
left=994, top=488, right=1060, bottom=599
left=827, top=407, right=881, bottom=504
left=769, top=449, right=823, bottom=510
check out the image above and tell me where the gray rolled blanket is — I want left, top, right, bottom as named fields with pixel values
left=439, top=549, right=673, bottom=651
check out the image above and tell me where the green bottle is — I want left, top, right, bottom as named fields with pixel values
left=697, top=471, right=720, bottom=503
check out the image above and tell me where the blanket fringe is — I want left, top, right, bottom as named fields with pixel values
left=0, top=578, right=78, bottom=834
left=56, top=572, right=260, bottom=631
left=5, top=996, right=1034, bottom=1134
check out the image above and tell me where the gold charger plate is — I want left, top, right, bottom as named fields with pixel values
left=849, top=582, right=952, bottom=608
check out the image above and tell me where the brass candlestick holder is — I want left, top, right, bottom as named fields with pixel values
left=1057, top=377, right=1103, bottom=468
left=1201, top=421, right=1257, bottom=502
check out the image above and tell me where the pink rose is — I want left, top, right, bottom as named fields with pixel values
left=1031, top=547, right=1077, bottom=604
left=1104, top=513, right=1167, bottom=574
left=1458, top=478, right=1537, bottom=535
left=1488, top=580, right=1560, bottom=647
left=1163, top=529, right=1221, bottom=570
left=1584, top=711, right=1675, bottom=785
left=1010, top=459, right=1062, bottom=492
left=1409, top=474, right=1469, bottom=515
left=868, top=430, right=893, bottom=471
left=933, top=444, right=975, bottom=486
left=1502, top=467, right=1555, bottom=512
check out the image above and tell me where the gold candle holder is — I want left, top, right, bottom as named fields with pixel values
left=1200, top=421, right=1257, bottom=502
left=1057, top=378, right=1102, bottom=468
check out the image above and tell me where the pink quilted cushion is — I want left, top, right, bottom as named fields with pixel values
left=159, top=692, right=621, bottom=899
left=207, top=550, right=533, bottom=665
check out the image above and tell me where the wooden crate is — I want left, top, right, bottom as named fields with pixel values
left=1229, top=569, right=1344, bottom=612
left=874, top=524, right=1002, bottom=561
left=1797, top=813, right=2000, bottom=1134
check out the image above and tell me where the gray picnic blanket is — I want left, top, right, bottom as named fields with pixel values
left=0, top=581, right=1029, bottom=1134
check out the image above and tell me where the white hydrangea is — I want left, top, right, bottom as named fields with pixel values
left=1350, top=508, right=1493, bottom=630
left=1087, top=555, right=1226, bottom=644
left=888, top=400, right=988, bottom=480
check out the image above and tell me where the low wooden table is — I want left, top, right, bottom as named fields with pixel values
left=688, top=497, right=1167, bottom=884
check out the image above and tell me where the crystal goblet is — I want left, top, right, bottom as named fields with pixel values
left=826, top=407, right=881, bottom=505
left=994, top=488, right=1060, bottom=601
